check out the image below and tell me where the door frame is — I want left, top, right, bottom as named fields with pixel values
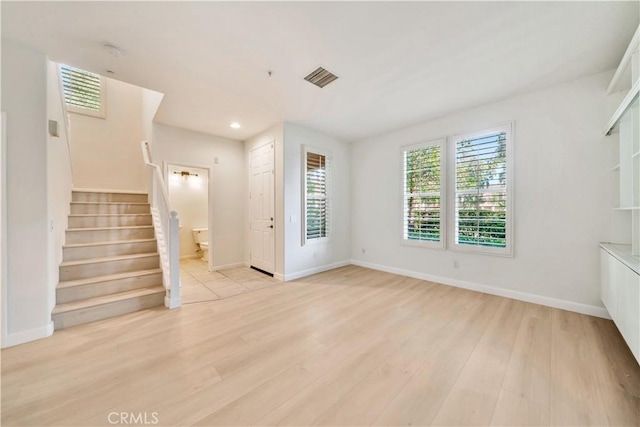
left=249, top=140, right=276, bottom=274
left=164, top=161, right=213, bottom=270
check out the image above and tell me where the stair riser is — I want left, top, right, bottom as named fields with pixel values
left=63, top=240, right=158, bottom=261
left=68, top=215, right=152, bottom=228
left=72, top=192, right=148, bottom=203
left=66, top=228, right=155, bottom=244
left=60, top=256, right=160, bottom=281
left=70, top=204, right=150, bottom=214
left=57, top=273, right=163, bottom=304
left=53, top=291, right=165, bottom=330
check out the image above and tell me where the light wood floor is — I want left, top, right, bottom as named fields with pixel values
left=2, top=266, right=639, bottom=426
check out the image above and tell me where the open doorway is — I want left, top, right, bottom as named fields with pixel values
left=167, top=164, right=210, bottom=268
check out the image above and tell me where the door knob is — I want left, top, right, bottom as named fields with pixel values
left=269, top=225, right=274, bottom=229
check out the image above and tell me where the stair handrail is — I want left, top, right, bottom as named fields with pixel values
left=141, top=140, right=180, bottom=309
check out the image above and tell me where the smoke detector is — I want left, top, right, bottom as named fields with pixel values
left=102, top=43, right=124, bottom=57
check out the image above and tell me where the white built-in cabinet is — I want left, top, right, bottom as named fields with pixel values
left=602, top=25, right=640, bottom=365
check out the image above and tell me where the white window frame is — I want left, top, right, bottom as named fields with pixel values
left=448, top=122, right=514, bottom=257
left=302, top=145, right=331, bottom=245
left=401, top=138, right=446, bottom=249
left=60, top=64, right=106, bottom=119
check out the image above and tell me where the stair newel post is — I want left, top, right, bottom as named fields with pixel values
left=166, top=210, right=181, bottom=309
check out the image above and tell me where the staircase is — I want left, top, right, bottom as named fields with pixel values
left=52, top=190, right=166, bottom=330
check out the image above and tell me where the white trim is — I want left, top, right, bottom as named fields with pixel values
left=607, top=24, right=639, bottom=95
left=1, top=112, right=7, bottom=346
left=283, top=260, right=351, bottom=281
left=302, top=145, right=331, bottom=246
left=63, top=67, right=107, bottom=119
left=2, top=321, right=54, bottom=348
left=400, top=138, right=446, bottom=249
left=72, top=187, right=147, bottom=195
left=274, top=272, right=285, bottom=281
left=164, top=162, right=213, bottom=271
left=350, top=259, right=611, bottom=320
left=449, top=122, right=514, bottom=257
left=604, top=79, right=639, bottom=136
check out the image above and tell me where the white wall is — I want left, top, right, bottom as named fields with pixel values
left=167, top=165, right=208, bottom=258
left=69, top=77, right=147, bottom=192
left=1, top=40, right=53, bottom=346
left=351, top=71, right=614, bottom=313
left=244, top=123, right=285, bottom=277
left=153, top=123, right=244, bottom=269
left=282, top=123, right=351, bottom=279
left=46, top=60, right=73, bottom=332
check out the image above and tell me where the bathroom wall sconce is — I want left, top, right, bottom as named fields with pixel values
left=173, top=171, right=199, bottom=178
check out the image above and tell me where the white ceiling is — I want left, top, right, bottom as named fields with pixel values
left=2, top=1, right=638, bottom=142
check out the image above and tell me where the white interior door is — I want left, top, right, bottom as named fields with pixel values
left=250, top=142, right=275, bottom=274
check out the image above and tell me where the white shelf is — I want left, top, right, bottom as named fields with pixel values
left=633, top=151, right=640, bottom=158
left=607, top=25, right=640, bottom=95
left=612, top=164, right=621, bottom=171
left=604, top=79, right=640, bottom=136
left=614, top=207, right=640, bottom=211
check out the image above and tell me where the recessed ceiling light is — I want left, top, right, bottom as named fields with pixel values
left=230, top=122, right=241, bottom=129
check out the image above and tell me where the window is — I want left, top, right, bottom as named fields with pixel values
left=60, top=64, right=106, bottom=118
left=451, top=124, right=513, bottom=255
left=304, top=147, right=330, bottom=243
left=400, top=123, right=513, bottom=256
left=402, top=139, right=445, bottom=247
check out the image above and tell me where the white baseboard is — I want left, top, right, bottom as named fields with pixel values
left=73, top=187, right=147, bottom=194
left=1, top=321, right=54, bottom=348
left=350, top=259, right=611, bottom=319
left=284, top=260, right=351, bottom=281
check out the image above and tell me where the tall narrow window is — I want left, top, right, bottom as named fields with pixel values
left=402, top=139, right=445, bottom=247
left=452, top=124, right=512, bottom=255
left=60, top=64, right=106, bottom=118
left=304, top=148, right=330, bottom=243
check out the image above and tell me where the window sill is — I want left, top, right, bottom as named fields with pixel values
left=450, top=243, right=514, bottom=258
left=400, top=238, right=444, bottom=250
left=67, top=105, right=106, bottom=119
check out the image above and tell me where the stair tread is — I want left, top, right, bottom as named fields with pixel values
left=64, top=238, right=157, bottom=249
left=67, top=225, right=154, bottom=232
left=70, top=201, right=150, bottom=205
left=72, top=190, right=147, bottom=195
left=60, top=252, right=159, bottom=267
left=58, top=268, right=163, bottom=288
left=69, top=214, right=152, bottom=217
left=52, top=286, right=165, bottom=314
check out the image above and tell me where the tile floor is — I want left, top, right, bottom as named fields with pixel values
left=179, top=258, right=280, bottom=304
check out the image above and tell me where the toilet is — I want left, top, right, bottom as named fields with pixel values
left=191, top=228, right=209, bottom=262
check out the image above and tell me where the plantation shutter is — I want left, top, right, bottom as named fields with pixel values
left=306, top=151, right=329, bottom=240
left=403, top=142, right=443, bottom=244
left=60, top=65, right=103, bottom=112
left=454, top=131, right=507, bottom=248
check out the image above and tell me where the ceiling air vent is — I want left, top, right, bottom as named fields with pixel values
left=304, top=66, right=338, bottom=88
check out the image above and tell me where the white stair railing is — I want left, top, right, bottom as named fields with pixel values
left=141, top=140, right=180, bottom=309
